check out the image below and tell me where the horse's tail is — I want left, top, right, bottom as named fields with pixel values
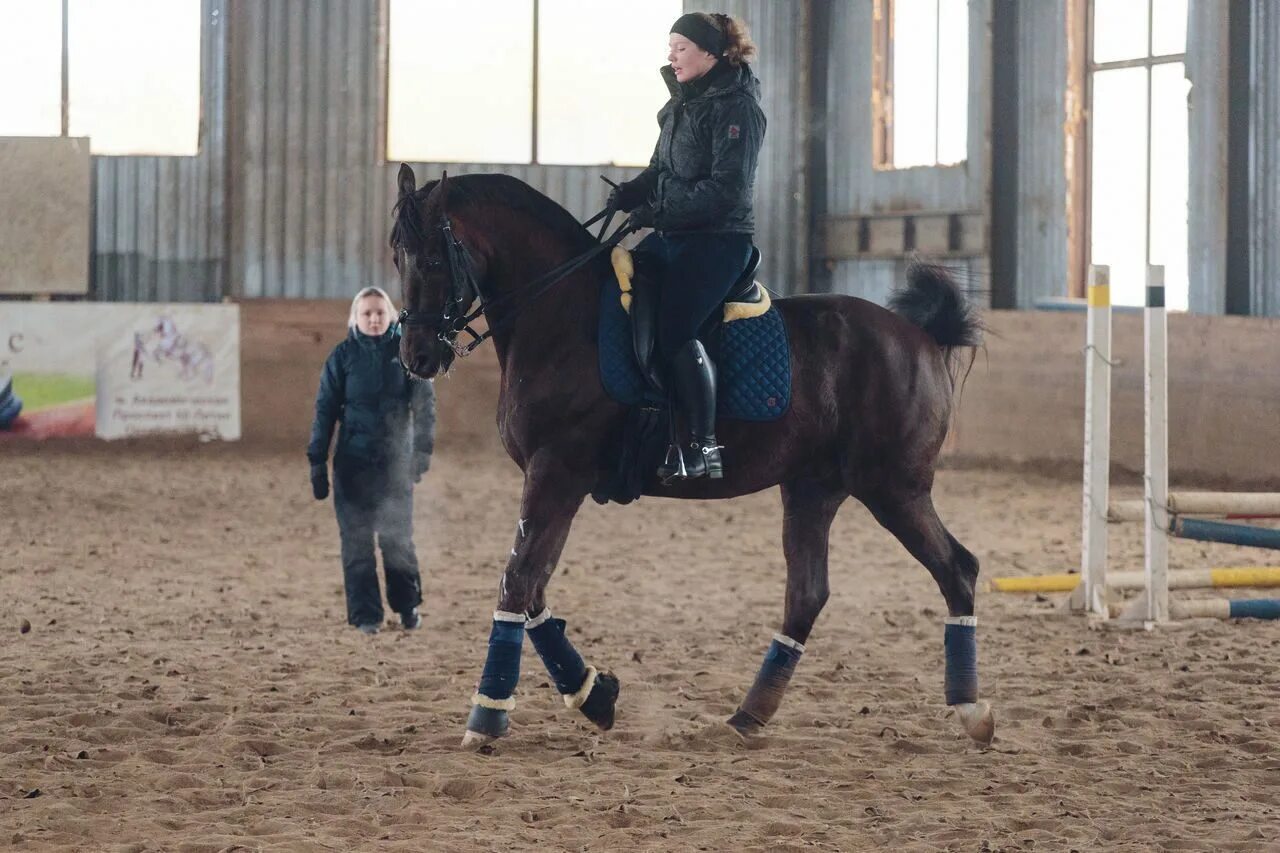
left=888, top=262, right=983, bottom=356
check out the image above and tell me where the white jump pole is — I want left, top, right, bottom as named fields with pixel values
left=1109, top=492, right=1280, bottom=521
left=1081, top=265, right=1112, bottom=617
left=1142, top=264, right=1170, bottom=624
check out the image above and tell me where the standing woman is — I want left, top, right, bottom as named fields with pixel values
left=308, top=286, right=436, bottom=634
left=609, top=11, right=764, bottom=481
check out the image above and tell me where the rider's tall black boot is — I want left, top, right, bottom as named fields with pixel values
left=658, top=339, right=723, bottom=481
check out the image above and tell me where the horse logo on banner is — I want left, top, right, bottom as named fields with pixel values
left=130, top=315, right=215, bottom=385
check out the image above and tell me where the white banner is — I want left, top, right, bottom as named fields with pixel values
left=0, top=303, right=240, bottom=440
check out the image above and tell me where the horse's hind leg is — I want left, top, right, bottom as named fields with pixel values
left=867, top=489, right=994, bottom=745
left=727, top=478, right=845, bottom=736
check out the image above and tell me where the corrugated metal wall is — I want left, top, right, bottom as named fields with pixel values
left=82, top=0, right=1277, bottom=316
left=1186, top=0, right=1280, bottom=317
left=229, top=0, right=390, bottom=299
left=707, top=0, right=807, bottom=292
left=227, top=1, right=643, bottom=299
left=1186, top=0, right=1229, bottom=314
left=93, top=0, right=227, bottom=302
left=1007, top=0, right=1246, bottom=314
left=824, top=0, right=992, bottom=305
left=1014, top=0, right=1069, bottom=308
left=225, top=0, right=806, bottom=300
left=1250, top=0, right=1280, bottom=316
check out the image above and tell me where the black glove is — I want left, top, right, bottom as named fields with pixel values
left=608, top=181, right=647, bottom=213
left=310, top=462, right=329, bottom=500
left=412, top=451, right=431, bottom=483
left=628, top=203, right=658, bottom=230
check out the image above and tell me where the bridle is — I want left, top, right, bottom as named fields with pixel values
left=396, top=215, right=486, bottom=355
left=397, top=200, right=637, bottom=358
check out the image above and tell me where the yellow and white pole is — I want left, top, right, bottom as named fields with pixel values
left=990, top=566, right=1280, bottom=594
left=1081, top=264, right=1112, bottom=617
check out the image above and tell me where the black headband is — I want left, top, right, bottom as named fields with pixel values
left=671, top=13, right=726, bottom=57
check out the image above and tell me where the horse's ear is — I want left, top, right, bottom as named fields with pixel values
left=397, top=163, right=416, bottom=198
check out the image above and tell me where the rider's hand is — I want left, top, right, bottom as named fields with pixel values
left=609, top=181, right=646, bottom=213
left=628, top=204, right=658, bottom=230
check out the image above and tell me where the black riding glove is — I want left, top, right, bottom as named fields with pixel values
left=310, top=462, right=329, bottom=500
left=628, top=203, right=658, bottom=230
left=412, top=451, right=431, bottom=483
left=608, top=180, right=648, bottom=213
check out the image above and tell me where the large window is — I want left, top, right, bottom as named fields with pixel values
left=0, top=0, right=202, bottom=156
left=386, top=0, right=681, bottom=166
left=1088, top=0, right=1188, bottom=308
left=873, top=0, right=969, bottom=169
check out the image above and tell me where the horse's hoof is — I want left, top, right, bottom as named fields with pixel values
left=725, top=708, right=765, bottom=737
left=954, top=700, right=995, bottom=746
left=579, top=671, right=620, bottom=731
left=460, top=729, right=497, bottom=750
left=701, top=719, right=748, bottom=746
left=463, top=704, right=509, bottom=746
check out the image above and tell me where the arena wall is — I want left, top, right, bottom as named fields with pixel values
left=241, top=301, right=1280, bottom=487
left=950, top=311, right=1280, bottom=488
left=240, top=300, right=500, bottom=457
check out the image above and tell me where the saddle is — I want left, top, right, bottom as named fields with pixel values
left=592, top=245, right=790, bottom=506
left=610, top=245, right=768, bottom=396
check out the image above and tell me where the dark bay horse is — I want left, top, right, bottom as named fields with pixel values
left=389, top=165, right=994, bottom=749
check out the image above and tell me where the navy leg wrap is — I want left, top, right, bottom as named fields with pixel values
left=943, top=619, right=979, bottom=705
left=727, top=635, right=804, bottom=734
left=758, top=638, right=804, bottom=685
left=526, top=616, right=589, bottom=696
left=466, top=615, right=525, bottom=738
left=465, top=704, right=509, bottom=738
left=477, top=618, right=524, bottom=700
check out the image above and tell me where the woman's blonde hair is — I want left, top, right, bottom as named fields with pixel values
left=348, top=286, right=398, bottom=328
left=703, top=12, right=756, bottom=65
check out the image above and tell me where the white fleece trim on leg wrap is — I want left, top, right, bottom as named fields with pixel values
left=493, top=610, right=527, bottom=623
left=525, top=608, right=553, bottom=630
left=563, top=665, right=599, bottom=710
left=772, top=633, right=806, bottom=653
left=944, top=616, right=978, bottom=627
left=471, top=693, right=517, bottom=711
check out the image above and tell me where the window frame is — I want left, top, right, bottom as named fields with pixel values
left=381, top=0, right=675, bottom=167
left=871, top=0, right=970, bottom=171
left=1083, top=0, right=1188, bottom=299
left=5, top=0, right=205, bottom=157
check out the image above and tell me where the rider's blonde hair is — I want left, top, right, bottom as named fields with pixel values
left=347, top=286, right=398, bottom=329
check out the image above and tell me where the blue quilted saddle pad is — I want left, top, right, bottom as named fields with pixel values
left=597, top=279, right=791, bottom=422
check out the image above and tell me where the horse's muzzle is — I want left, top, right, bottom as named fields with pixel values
left=401, top=337, right=455, bottom=379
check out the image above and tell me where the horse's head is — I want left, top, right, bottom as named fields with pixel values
left=390, top=164, right=483, bottom=379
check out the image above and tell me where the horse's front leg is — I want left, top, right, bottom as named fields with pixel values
left=461, top=459, right=592, bottom=748
left=521, top=596, right=621, bottom=734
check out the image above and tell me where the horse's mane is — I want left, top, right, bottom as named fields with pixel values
left=389, top=173, right=599, bottom=259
